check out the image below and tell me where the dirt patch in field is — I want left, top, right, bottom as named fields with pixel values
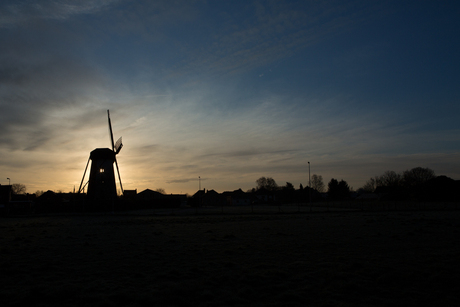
left=1, top=211, right=459, bottom=306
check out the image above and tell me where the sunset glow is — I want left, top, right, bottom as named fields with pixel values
left=1, top=1, right=459, bottom=195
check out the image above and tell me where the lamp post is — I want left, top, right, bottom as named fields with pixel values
left=197, top=176, right=201, bottom=213
left=308, top=162, right=311, bottom=211
left=7, top=178, right=10, bottom=185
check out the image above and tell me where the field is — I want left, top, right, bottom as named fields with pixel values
left=1, top=208, right=459, bottom=306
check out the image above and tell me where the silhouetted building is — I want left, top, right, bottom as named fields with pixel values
left=79, top=110, right=124, bottom=204
left=86, top=148, right=117, bottom=202
left=137, top=189, right=185, bottom=208
left=221, top=189, right=252, bottom=206
left=254, top=187, right=276, bottom=203
left=123, top=189, right=137, bottom=200
left=0, top=185, right=12, bottom=215
left=0, top=184, right=12, bottom=205
left=137, top=189, right=164, bottom=201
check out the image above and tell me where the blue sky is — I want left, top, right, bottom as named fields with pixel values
left=1, top=0, right=459, bottom=194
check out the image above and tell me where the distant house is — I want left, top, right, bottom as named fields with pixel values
left=191, top=188, right=253, bottom=207
left=0, top=185, right=12, bottom=205
left=416, top=176, right=460, bottom=202
left=355, top=193, right=380, bottom=201
left=35, top=191, right=74, bottom=213
left=38, top=191, right=75, bottom=203
left=222, top=189, right=252, bottom=206
left=0, top=185, right=12, bottom=214
left=168, top=194, right=188, bottom=207
left=202, top=189, right=223, bottom=206
left=191, top=189, right=206, bottom=207
left=137, top=189, right=185, bottom=208
left=254, top=187, right=276, bottom=203
left=137, top=189, right=164, bottom=201
left=123, top=189, right=137, bottom=200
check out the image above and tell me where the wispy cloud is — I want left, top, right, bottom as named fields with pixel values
left=162, top=1, right=376, bottom=79
left=1, top=1, right=458, bottom=194
left=0, top=55, right=111, bottom=150
left=166, top=177, right=204, bottom=184
left=0, top=0, right=118, bottom=28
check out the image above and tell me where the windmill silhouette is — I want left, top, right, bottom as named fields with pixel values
left=78, top=110, right=124, bottom=202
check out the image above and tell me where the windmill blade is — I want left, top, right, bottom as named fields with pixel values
left=114, top=157, right=124, bottom=195
left=80, top=180, right=89, bottom=193
left=107, top=110, right=115, bottom=151
left=78, top=156, right=91, bottom=193
left=114, top=136, right=123, bottom=154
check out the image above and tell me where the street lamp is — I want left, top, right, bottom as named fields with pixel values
left=7, top=178, right=10, bottom=185
left=196, top=176, right=201, bottom=212
left=308, top=162, right=311, bottom=211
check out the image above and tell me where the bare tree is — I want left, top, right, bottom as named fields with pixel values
left=311, top=174, right=325, bottom=192
left=34, top=190, right=45, bottom=197
left=380, top=170, right=403, bottom=188
left=256, top=177, right=278, bottom=191
left=11, top=183, right=26, bottom=195
left=361, top=167, right=435, bottom=193
left=284, top=182, right=295, bottom=190
left=155, top=188, right=166, bottom=194
left=360, top=171, right=401, bottom=192
left=403, top=167, right=436, bottom=187
left=327, top=178, right=350, bottom=200
left=361, top=176, right=381, bottom=193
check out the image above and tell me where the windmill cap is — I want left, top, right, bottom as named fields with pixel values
left=90, top=148, right=116, bottom=160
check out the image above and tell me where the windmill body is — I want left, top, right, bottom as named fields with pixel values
left=79, top=110, right=124, bottom=203
left=87, top=148, right=117, bottom=202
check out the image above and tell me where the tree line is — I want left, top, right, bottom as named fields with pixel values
left=359, top=167, right=435, bottom=193
left=357, top=167, right=458, bottom=201
left=252, top=166, right=458, bottom=202
left=7, top=166, right=458, bottom=203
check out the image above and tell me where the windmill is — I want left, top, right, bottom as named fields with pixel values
left=78, top=110, right=124, bottom=202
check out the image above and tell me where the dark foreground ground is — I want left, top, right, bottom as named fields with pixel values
left=1, top=210, right=459, bottom=306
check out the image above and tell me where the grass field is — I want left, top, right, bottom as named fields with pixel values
left=1, top=209, right=459, bottom=306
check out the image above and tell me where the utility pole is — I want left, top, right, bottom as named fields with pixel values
left=308, top=162, right=312, bottom=212
left=197, top=176, right=201, bottom=213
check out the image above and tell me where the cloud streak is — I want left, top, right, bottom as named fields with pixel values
left=0, top=0, right=118, bottom=28
left=0, top=1, right=458, bottom=194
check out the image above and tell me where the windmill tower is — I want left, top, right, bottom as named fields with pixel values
left=78, top=110, right=124, bottom=202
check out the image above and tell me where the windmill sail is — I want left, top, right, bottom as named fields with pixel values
left=114, top=158, right=124, bottom=194
left=108, top=110, right=115, bottom=151
left=114, top=136, right=123, bottom=154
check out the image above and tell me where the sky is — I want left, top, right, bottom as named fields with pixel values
left=1, top=0, right=459, bottom=195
